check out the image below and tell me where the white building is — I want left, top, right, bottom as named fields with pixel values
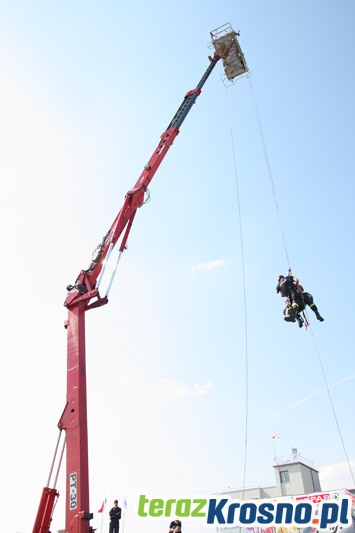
left=218, top=449, right=321, bottom=500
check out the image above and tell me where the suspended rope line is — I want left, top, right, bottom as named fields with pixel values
left=303, top=307, right=355, bottom=485
left=248, top=75, right=354, bottom=484
left=247, top=69, right=354, bottom=485
left=225, top=85, right=249, bottom=498
left=248, top=77, right=291, bottom=271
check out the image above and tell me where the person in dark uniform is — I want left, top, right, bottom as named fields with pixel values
left=109, top=500, right=121, bottom=533
left=283, top=284, right=324, bottom=327
left=276, top=274, right=300, bottom=300
left=277, top=273, right=324, bottom=327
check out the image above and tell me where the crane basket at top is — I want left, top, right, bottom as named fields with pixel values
left=211, top=22, right=248, bottom=80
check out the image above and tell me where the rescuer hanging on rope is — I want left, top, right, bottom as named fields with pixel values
left=276, top=274, right=324, bottom=328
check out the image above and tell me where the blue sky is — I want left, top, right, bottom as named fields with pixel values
left=1, top=1, right=355, bottom=533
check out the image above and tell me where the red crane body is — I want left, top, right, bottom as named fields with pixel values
left=32, top=25, right=247, bottom=533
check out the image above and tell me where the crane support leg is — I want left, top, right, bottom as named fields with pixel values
left=32, top=487, right=59, bottom=533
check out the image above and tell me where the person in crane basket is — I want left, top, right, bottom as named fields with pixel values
left=276, top=274, right=324, bottom=327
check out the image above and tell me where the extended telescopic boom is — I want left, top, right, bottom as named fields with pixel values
left=33, top=24, right=247, bottom=533
left=64, top=53, right=221, bottom=312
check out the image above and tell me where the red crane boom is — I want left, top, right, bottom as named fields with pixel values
left=32, top=24, right=247, bottom=533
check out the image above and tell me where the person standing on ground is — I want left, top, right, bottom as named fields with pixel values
left=109, top=500, right=121, bottom=533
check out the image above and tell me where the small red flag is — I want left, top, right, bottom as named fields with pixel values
left=98, top=498, right=107, bottom=513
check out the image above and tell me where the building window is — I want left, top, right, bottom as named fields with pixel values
left=280, top=470, right=290, bottom=483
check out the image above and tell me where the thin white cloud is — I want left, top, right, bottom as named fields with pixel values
left=319, top=460, right=355, bottom=490
left=158, top=379, right=213, bottom=397
left=192, top=382, right=213, bottom=396
left=191, top=259, right=224, bottom=272
left=269, top=374, right=355, bottom=421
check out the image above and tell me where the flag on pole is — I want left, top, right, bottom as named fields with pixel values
left=272, top=434, right=281, bottom=440
left=98, top=498, right=107, bottom=513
